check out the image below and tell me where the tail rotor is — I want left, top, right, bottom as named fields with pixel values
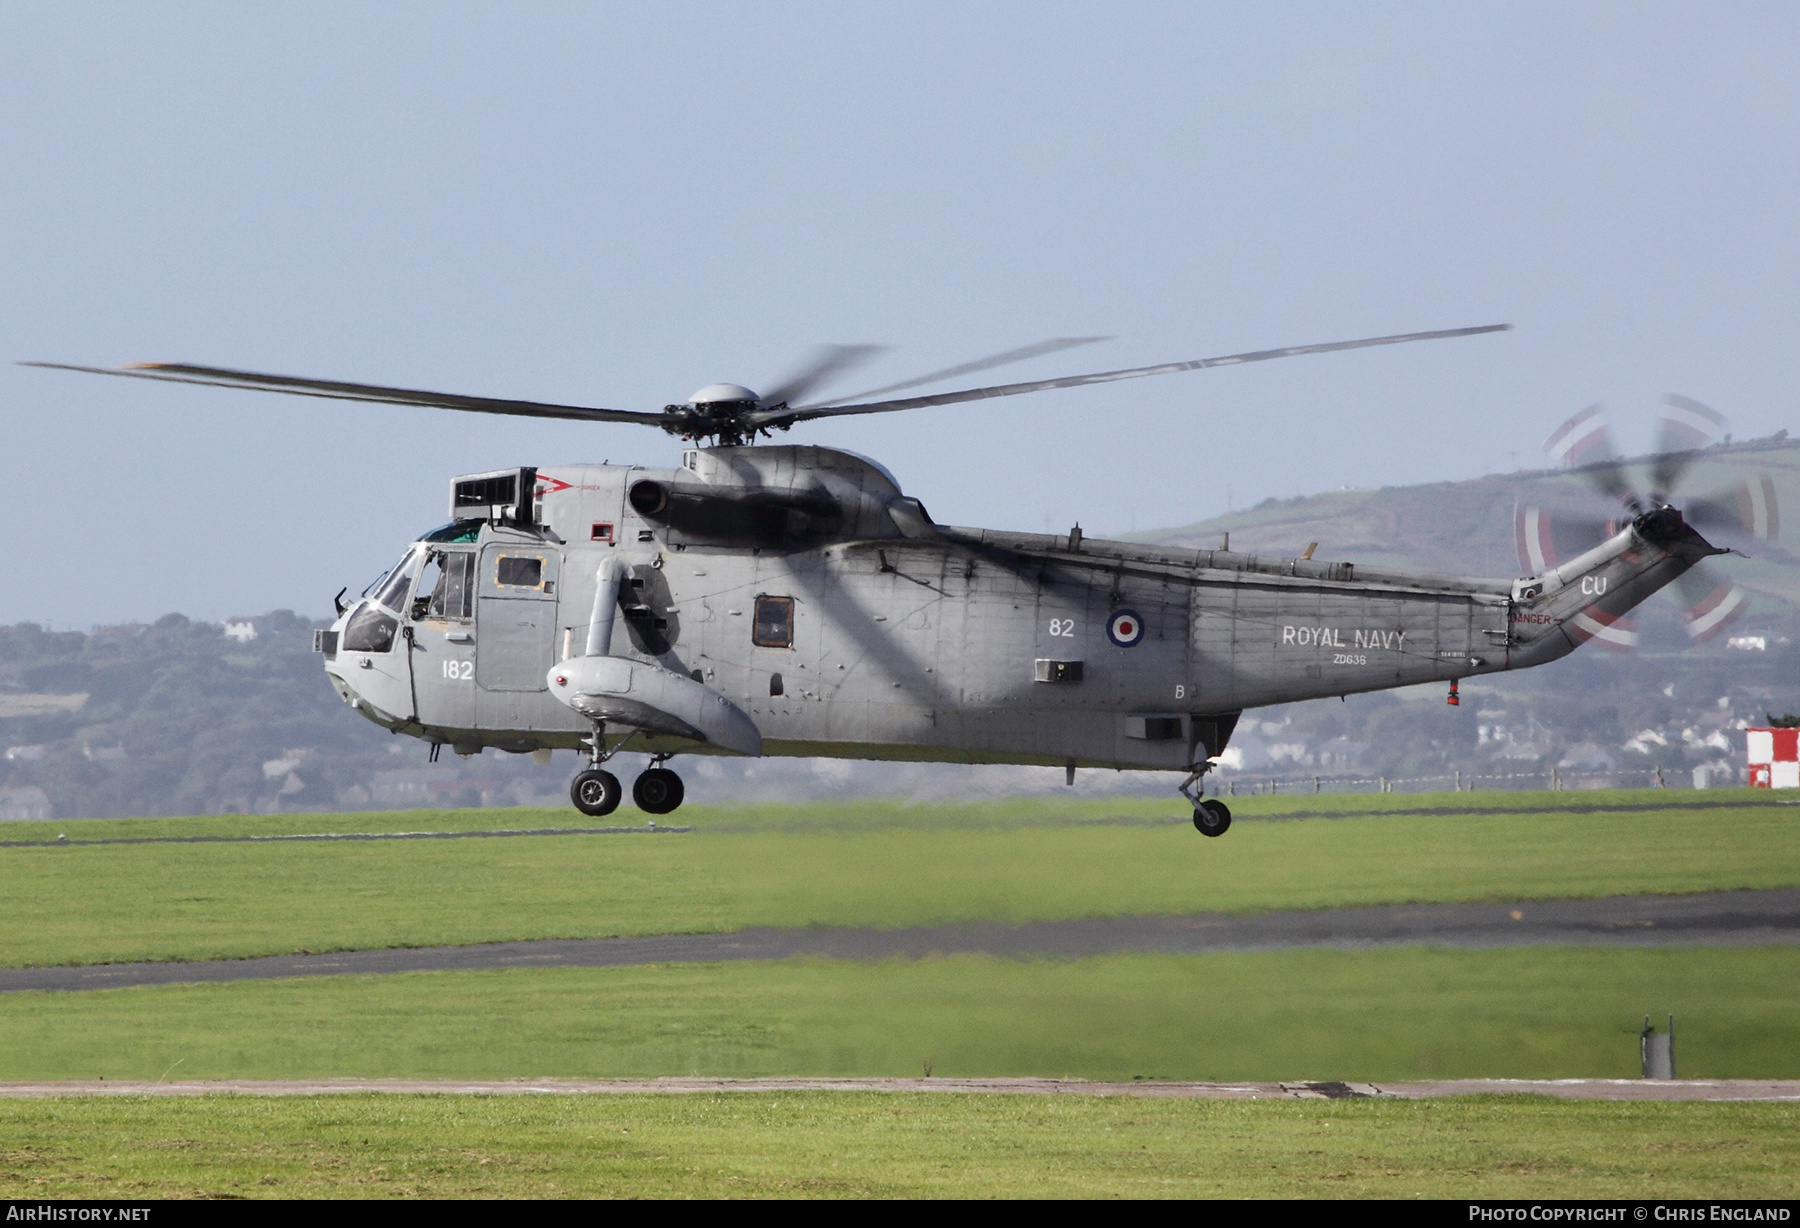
left=1671, top=564, right=1751, bottom=643
left=1517, top=398, right=1771, bottom=646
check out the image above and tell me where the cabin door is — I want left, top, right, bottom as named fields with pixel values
left=474, top=545, right=562, bottom=691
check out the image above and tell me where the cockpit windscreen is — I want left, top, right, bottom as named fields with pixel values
left=371, top=546, right=423, bottom=614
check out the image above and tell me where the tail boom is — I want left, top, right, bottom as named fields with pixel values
left=1506, top=507, right=1725, bottom=668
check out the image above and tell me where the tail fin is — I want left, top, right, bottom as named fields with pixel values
left=1507, top=507, right=1724, bottom=666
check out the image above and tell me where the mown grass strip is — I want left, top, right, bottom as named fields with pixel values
left=4, top=948, right=1797, bottom=1084
left=3, top=787, right=1774, bottom=843
left=0, top=825, right=690, bottom=850
left=0, top=796, right=1179, bottom=843
left=0, top=1092, right=1793, bottom=1199
left=5, top=795, right=1794, bottom=968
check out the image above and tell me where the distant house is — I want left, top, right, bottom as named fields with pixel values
left=1558, top=743, right=1617, bottom=771
left=1316, top=737, right=1368, bottom=769
left=1494, top=736, right=1548, bottom=762
left=0, top=694, right=88, bottom=719
left=1680, top=727, right=1733, bottom=754
left=1488, top=716, right=1555, bottom=762
left=1694, top=760, right=1741, bottom=789
left=221, top=619, right=258, bottom=643
left=262, top=750, right=310, bottom=779
left=0, top=786, right=52, bottom=821
left=371, top=768, right=498, bottom=808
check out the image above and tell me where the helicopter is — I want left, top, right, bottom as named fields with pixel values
left=29, top=322, right=1734, bottom=836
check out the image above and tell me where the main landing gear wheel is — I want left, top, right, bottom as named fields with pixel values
left=1193, top=799, right=1232, bottom=837
left=571, top=768, right=622, bottom=817
left=632, top=768, right=685, bottom=815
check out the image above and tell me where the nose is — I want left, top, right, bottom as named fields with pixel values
left=319, top=607, right=375, bottom=711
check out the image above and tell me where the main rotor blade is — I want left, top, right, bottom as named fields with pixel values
left=800, top=336, right=1112, bottom=409
left=748, top=323, right=1511, bottom=428
left=21, top=361, right=672, bottom=426
left=757, top=344, right=887, bottom=410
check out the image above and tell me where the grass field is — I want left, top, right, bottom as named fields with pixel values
left=4, top=790, right=1796, bottom=1199
left=2, top=1093, right=1795, bottom=1199
left=4, top=948, right=1798, bottom=1083
left=2, top=790, right=1792, bottom=968
left=8, top=786, right=1765, bottom=845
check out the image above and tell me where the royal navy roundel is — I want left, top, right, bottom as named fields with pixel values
left=1106, top=608, right=1146, bottom=647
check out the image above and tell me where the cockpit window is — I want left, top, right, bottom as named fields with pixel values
left=753, top=596, right=795, bottom=648
left=361, top=566, right=394, bottom=599
left=342, top=603, right=398, bottom=653
left=371, top=547, right=422, bottom=614
left=496, top=556, right=544, bottom=588
left=414, top=550, right=475, bottom=621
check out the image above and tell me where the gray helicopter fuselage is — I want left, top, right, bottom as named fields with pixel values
left=319, top=444, right=1712, bottom=773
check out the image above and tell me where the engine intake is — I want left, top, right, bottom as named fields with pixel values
left=628, top=480, right=668, bottom=516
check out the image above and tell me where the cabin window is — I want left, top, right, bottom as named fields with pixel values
left=753, top=596, right=795, bottom=648
left=769, top=672, right=784, bottom=697
left=495, top=555, right=543, bottom=588
left=415, top=551, right=475, bottom=620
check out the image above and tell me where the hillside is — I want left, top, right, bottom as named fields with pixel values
left=0, top=614, right=569, bottom=820
left=1138, top=431, right=1800, bottom=616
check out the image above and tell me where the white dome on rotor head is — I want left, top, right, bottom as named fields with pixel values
left=687, top=383, right=760, bottom=406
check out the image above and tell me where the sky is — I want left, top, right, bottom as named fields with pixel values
left=3, top=2, right=1798, bottom=626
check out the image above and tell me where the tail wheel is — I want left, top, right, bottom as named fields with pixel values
left=570, top=768, right=622, bottom=817
left=1193, top=799, right=1232, bottom=837
left=633, top=768, right=686, bottom=815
